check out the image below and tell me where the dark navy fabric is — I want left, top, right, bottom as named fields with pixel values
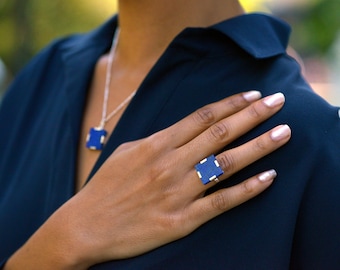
left=1, top=14, right=340, bottom=269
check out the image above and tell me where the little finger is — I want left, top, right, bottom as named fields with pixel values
left=186, top=169, right=277, bottom=228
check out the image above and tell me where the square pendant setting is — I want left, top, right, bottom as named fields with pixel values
left=86, top=127, right=107, bottom=150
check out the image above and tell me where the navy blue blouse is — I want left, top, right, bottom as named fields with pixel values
left=1, top=14, right=340, bottom=269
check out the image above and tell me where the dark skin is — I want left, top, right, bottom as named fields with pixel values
left=5, top=1, right=291, bottom=269
left=6, top=91, right=290, bottom=269
left=77, top=0, right=246, bottom=190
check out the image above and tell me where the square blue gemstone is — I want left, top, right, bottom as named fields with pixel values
left=86, top=128, right=107, bottom=150
left=195, top=155, right=224, bottom=185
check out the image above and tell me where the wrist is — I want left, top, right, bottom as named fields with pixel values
left=4, top=209, right=92, bottom=270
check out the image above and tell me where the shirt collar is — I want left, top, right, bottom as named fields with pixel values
left=59, top=16, right=117, bottom=62
left=60, top=13, right=290, bottom=64
left=209, top=13, right=291, bottom=58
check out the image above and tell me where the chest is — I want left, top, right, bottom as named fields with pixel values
left=75, top=58, right=153, bottom=192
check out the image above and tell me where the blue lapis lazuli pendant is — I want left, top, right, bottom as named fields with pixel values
left=195, top=155, right=224, bottom=185
left=86, top=127, right=107, bottom=150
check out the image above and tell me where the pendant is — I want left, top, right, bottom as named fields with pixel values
left=86, top=127, right=107, bottom=150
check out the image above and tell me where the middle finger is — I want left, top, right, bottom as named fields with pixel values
left=180, top=92, right=286, bottom=165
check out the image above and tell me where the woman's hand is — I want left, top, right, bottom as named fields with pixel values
left=6, top=91, right=291, bottom=270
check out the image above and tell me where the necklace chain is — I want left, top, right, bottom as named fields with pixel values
left=100, top=28, right=137, bottom=129
left=86, top=28, right=137, bottom=150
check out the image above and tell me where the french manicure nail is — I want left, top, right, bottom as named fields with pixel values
left=270, top=124, right=291, bottom=141
left=263, top=92, right=285, bottom=107
left=243, top=91, right=262, bottom=102
left=258, top=169, right=277, bottom=182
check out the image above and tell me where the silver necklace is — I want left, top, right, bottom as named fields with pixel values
left=86, top=29, right=137, bottom=150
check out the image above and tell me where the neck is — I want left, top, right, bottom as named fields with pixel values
left=115, top=0, right=244, bottom=66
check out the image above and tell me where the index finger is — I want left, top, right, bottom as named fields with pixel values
left=161, top=91, right=262, bottom=147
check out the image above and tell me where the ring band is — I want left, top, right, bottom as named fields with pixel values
left=195, top=155, right=224, bottom=185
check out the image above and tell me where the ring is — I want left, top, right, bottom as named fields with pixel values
left=195, top=155, right=224, bottom=185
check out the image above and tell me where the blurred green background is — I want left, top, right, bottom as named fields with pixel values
left=0, top=0, right=339, bottom=103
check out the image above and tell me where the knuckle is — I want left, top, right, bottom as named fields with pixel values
left=247, top=104, right=262, bottom=119
left=217, top=153, right=235, bottom=173
left=225, top=95, right=246, bottom=111
left=241, top=180, right=254, bottom=195
left=162, top=214, right=178, bottom=229
left=159, top=213, right=184, bottom=233
left=193, top=106, right=215, bottom=126
left=254, top=137, right=268, bottom=152
left=116, top=141, right=133, bottom=151
left=114, top=140, right=141, bottom=154
left=208, top=121, right=231, bottom=142
left=143, top=134, right=164, bottom=153
left=146, top=159, right=170, bottom=183
left=211, top=192, right=230, bottom=211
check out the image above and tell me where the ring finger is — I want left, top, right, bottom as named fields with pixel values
left=184, top=124, right=291, bottom=192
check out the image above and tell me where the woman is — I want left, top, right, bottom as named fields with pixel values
left=1, top=0, right=340, bottom=269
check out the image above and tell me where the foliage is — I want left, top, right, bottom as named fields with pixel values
left=240, top=0, right=268, bottom=12
left=289, top=0, right=340, bottom=57
left=0, top=0, right=338, bottom=74
left=0, top=0, right=114, bottom=74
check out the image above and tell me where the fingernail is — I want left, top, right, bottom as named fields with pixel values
left=263, top=92, right=285, bottom=107
left=270, top=124, right=291, bottom=141
left=243, top=91, right=262, bottom=102
left=258, top=169, right=277, bottom=182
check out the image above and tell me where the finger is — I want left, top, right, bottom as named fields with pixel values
left=157, top=91, right=262, bottom=147
left=187, top=169, right=277, bottom=228
left=182, top=92, right=285, bottom=163
left=184, top=124, right=290, bottom=192
left=216, top=124, right=291, bottom=181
